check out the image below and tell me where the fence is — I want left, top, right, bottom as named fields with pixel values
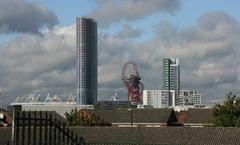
left=9, top=110, right=163, bottom=145
left=13, top=110, right=85, bottom=145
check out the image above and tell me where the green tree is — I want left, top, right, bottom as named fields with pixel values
left=65, top=109, right=78, bottom=126
left=212, top=92, right=240, bottom=127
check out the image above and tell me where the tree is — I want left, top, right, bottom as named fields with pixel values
left=65, top=109, right=78, bottom=126
left=212, top=92, right=240, bottom=127
left=65, top=109, right=111, bottom=126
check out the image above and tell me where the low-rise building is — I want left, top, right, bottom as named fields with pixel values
left=143, top=90, right=176, bottom=108
left=177, top=90, right=201, bottom=106
left=10, top=104, right=94, bottom=117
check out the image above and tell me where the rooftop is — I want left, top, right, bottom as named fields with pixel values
left=178, top=108, right=214, bottom=124
left=71, top=127, right=240, bottom=145
left=81, top=109, right=178, bottom=124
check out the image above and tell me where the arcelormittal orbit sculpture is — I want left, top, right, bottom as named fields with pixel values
left=121, top=61, right=144, bottom=103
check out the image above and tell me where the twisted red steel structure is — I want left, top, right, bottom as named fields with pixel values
left=121, top=61, right=144, bottom=103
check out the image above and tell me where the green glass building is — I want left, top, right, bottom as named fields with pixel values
left=162, top=58, right=180, bottom=95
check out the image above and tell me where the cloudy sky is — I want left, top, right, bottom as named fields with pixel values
left=0, top=0, right=240, bottom=106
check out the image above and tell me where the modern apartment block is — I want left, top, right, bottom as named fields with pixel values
left=76, top=17, right=97, bottom=105
left=143, top=90, right=176, bottom=108
left=162, top=58, right=180, bottom=95
left=177, top=90, right=201, bottom=106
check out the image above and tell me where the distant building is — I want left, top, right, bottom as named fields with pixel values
left=162, top=58, right=180, bottom=96
left=10, top=104, right=94, bottom=117
left=177, top=90, right=201, bottom=106
left=76, top=17, right=97, bottom=105
left=10, top=93, right=94, bottom=117
left=143, top=90, right=176, bottom=108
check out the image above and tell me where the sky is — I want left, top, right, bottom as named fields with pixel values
left=0, top=0, right=240, bottom=106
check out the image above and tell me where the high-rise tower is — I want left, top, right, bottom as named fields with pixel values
left=76, top=17, right=97, bottom=105
left=162, top=58, right=180, bottom=95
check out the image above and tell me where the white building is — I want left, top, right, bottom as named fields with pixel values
left=177, top=90, right=201, bottom=106
left=143, top=90, right=175, bottom=108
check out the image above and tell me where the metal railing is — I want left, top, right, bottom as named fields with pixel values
left=13, top=110, right=85, bottom=145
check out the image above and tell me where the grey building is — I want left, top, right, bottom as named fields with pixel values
left=76, top=17, right=97, bottom=105
left=162, top=58, right=180, bottom=104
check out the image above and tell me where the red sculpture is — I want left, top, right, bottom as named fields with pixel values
left=121, top=61, right=144, bottom=103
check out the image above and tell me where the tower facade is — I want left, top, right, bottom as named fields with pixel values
left=76, top=17, right=97, bottom=105
left=162, top=58, right=180, bottom=95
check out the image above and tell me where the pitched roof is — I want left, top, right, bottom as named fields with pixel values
left=81, top=109, right=177, bottom=124
left=1, top=126, right=240, bottom=145
left=71, top=127, right=240, bottom=145
left=178, top=108, right=214, bottom=124
left=0, top=128, right=11, bottom=145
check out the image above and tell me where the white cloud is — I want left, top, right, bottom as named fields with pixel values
left=89, top=0, right=181, bottom=27
left=115, top=24, right=143, bottom=39
left=0, top=26, right=75, bottom=102
left=0, top=0, right=57, bottom=33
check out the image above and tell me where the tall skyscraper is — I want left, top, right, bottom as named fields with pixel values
left=76, top=17, right=97, bottom=105
left=162, top=58, right=180, bottom=95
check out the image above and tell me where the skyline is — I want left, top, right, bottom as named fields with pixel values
left=0, top=0, right=240, bottom=105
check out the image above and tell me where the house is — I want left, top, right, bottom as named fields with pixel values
left=80, top=108, right=179, bottom=127
left=0, top=111, right=12, bottom=127
left=177, top=108, right=214, bottom=127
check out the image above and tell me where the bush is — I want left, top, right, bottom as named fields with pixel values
left=65, top=109, right=111, bottom=126
left=212, top=92, right=240, bottom=127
